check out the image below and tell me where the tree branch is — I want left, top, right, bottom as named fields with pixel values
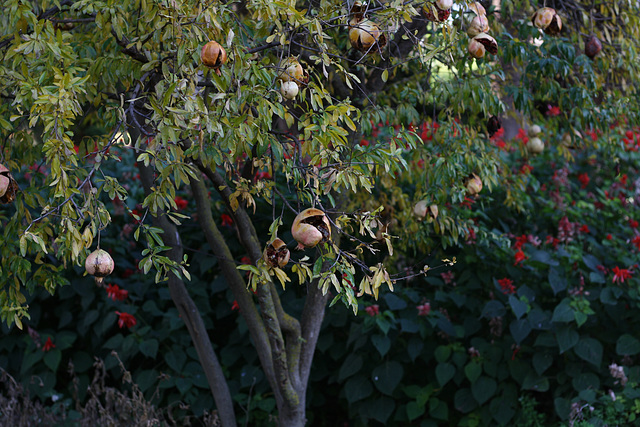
left=136, top=161, right=236, bottom=427
left=111, top=29, right=150, bottom=63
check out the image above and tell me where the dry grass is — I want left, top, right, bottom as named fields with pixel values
left=0, top=351, right=220, bottom=427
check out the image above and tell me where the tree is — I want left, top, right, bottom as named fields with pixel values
left=1, top=0, right=639, bottom=425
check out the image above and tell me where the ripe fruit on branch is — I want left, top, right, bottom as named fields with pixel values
left=487, top=115, right=502, bottom=137
left=532, top=7, right=562, bottom=35
left=467, top=15, right=489, bottom=38
left=471, top=33, right=498, bottom=56
left=277, top=56, right=308, bottom=84
left=585, top=35, right=602, bottom=59
left=468, top=2, right=486, bottom=17
left=413, top=200, right=438, bottom=220
left=528, top=137, right=545, bottom=154
left=349, top=18, right=387, bottom=53
left=281, top=81, right=299, bottom=100
left=468, top=38, right=486, bottom=58
left=85, top=249, right=115, bottom=285
left=423, top=0, right=452, bottom=22
left=200, top=41, right=227, bottom=72
left=528, top=124, right=542, bottom=137
left=0, top=163, right=18, bottom=204
left=263, top=238, right=290, bottom=268
left=465, top=174, right=483, bottom=196
left=291, top=208, right=331, bottom=249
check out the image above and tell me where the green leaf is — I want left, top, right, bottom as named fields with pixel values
left=551, top=302, right=574, bottom=323
left=344, top=375, right=373, bottom=403
left=371, top=334, right=391, bottom=357
left=435, top=362, right=455, bottom=387
left=371, top=361, right=403, bottom=395
left=533, top=352, right=553, bottom=375
left=471, top=376, right=497, bottom=405
left=616, top=334, right=640, bottom=356
left=139, top=339, right=159, bottom=358
left=556, top=326, right=579, bottom=353
left=510, top=318, right=532, bottom=344
left=548, top=267, right=566, bottom=295
left=407, top=401, right=425, bottom=421
left=454, top=388, right=477, bottom=414
left=574, top=337, right=603, bottom=367
left=464, top=360, right=482, bottom=383
left=508, top=295, right=528, bottom=319
left=43, top=349, right=62, bottom=372
left=434, top=345, right=451, bottom=363
left=338, top=354, right=363, bottom=382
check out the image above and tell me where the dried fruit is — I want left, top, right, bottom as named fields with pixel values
left=423, top=1, right=452, bottom=22
left=281, top=81, right=299, bottom=100
left=200, top=41, right=227, bottom=71
left=291, top=208, right=331, bottom=249
left=85, top=249, right=115, bottom=285
left=471, top=33, right=498, bottom=55
left=467, top=15, right=489, bottom=38
left=349, top=18, right=387, bottom=53
left=414, top=200, right=439, bottom=220
left=263, top=238, right=290, bottom=268
left=465, top=174, right=483, bottom=196
left=468, top=38, right=486, bottom=58
left=585, top=35, right=602, bottom=59
left=532, top=7, right=562, bottom=35
left=469, top=2, right=486, bottom=17
left=0, top=164, right=18, bottom=204
left=528, top=137, right=545, bottom=154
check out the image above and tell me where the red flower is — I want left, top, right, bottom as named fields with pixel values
left=115, top=311, right=137, bottom=329
left=579, top=224, right=590, bottom=234
left=632, top=235, right=640, bottom=250
left=513, top=249, right=527, bottom=266
left=515, top=128, right=529, bottom=145
left=221, top=214, right=234, bottom=227
left=417, top=303, right=431, bottom=316
left=254, top=171, right=272, bottom=180
left=546, top=105, right=561, bottom=117
left=629, top=219, right=639, bottom=229
left=106, top=284, right=128, bottom=301
left=174, top=196, right=188, bottom=210
left=514, top=235, right=528, bottom=250
left=497, top=278, right=516, bottom=295
left=440, top=271, right=456, bottom=285
left=42, top=337, right=55, bottom=352
left=612, top=266, right=633, bottom=284
left=359, top=139, right=370, bottom=147
left=577, top=173, right=590, bottom=189
left=519, top=164, right=534, bottom=175
left=231, top=300, right=240, bottom=311
left=365, top=305, right=380, bottom=316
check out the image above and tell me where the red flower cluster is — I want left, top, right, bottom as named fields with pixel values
left=115, top=311, right=137, bottom=329
left=497, top=278, right=516, bottom=295
left=440, top=271, right=456, bottom=285
left=629, top=219, right=639, bottom=229
left=106, top=284, right=128, bottom=301
left=515, top=128, right=529, bottom=145
left=174, top=196, right=188, bottom=210
left=546, top=104, right=561, bottom=117
left=632, top=235, right=640, bottom=250
left=365, top=305, right=380, bottom=316
left=231, top=300, right=240, bottom=311
left=577, top=173, right=590, bottom=189
left=612, top=266, right=633, bottom=284
left=417, top=303, right=431, bottom=316
left=513, top=249, right=527, bottom=266
left=42, top=337, right=55, bottom=352
left=221, top=214, right=234, bottom=227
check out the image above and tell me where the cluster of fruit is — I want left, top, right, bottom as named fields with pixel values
left=466, top=2, right=497, bottom=59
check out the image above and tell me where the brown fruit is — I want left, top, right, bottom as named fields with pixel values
left=585, top=35, right=602, bottom=59
left=291, top=208, right=331, bottom=249
left=468, top=2, right=486, bottom=17
left=467, top=15, right=489, bottom=38
left=0, top=164, right=18, bottom=204
left=263, top=238, right=290, bottom=268
left=468, top=38, right=486, bottom=58
left=423, top=2, right=451, bottom=22
left=349, top=18, right=387, bottom=53
left=280, top=81, right=299, bottom=100
left=465, top=174, right=483, bottom=196
left=532, top=7, right=562, bottom=35
left=277, top=56, right=308, bottom=84
left=85, top=249, right=115, bottom=285
left=201, top=41, right=228, bottom=70
left=414, top=200, right=439, bottom=220
left=472, top=33, right=498, bottom=55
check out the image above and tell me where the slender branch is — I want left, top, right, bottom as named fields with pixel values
left=111, top=29, right=150, bottom=63
left=137, top=161, right=236, bottom=427
left=190, top=175, right=283, bottom=403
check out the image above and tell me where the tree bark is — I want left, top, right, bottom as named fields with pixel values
left=135, top=159, right=237, bottom=427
